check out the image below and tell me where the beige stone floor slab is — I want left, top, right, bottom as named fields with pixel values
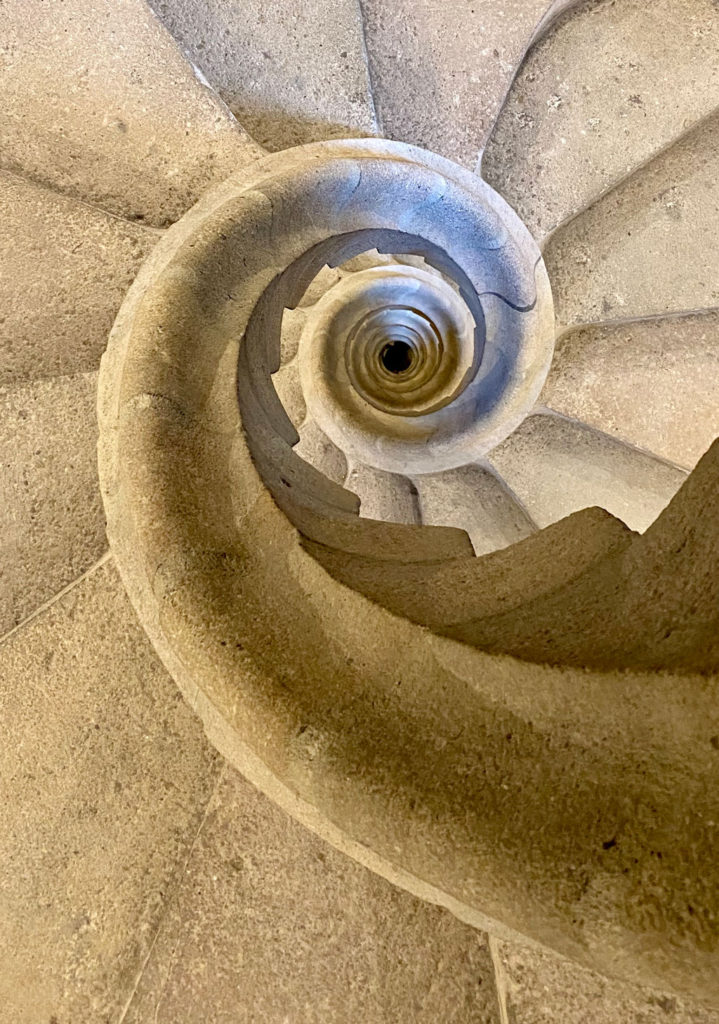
left=295, top=418, right=349, bottom=486
left=414, top=463, right=536, bottom=556
left=0, top=0, right=262, bottom=227
left=488, top=412, right=686, bottom=533
left=544, top=112, right=719, bottom=326
left=147, top=0, right=377, bottom=150
left=496, top=938, right=719, bottom=1023
left=541, top=312, right=719, bottom=470
left=482, top=0, right=719, bottom=243
left=0, top=171, right=160, bottom=387
left=122, top=767, right=503, bottom=1024
left=0, top=372, right=106, bottom=636
left=0, top=558, right=221, bottom=1024
left=359, top=0, right=575, bottom=167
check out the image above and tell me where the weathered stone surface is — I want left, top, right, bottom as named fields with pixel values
left=488, top=412, right=686, bottom=533
left=295, top=417, right=349, bottom=486
left=541, top=313, right=719, bottom=470
left=496, top=938, right=719, bottom=1024
left=545, top=112, right=719, bottom=326
left=0, top=559, right=221, bottom=1024
left=271, top=360, right=306, bottom=430
left=123, top=768, right=502, bottom=1023
left=414, top=463, right=536, bottom=556
left=148, top=0, right=377, bottom=150
left=0, top=171, right=159, bottom=387
left=483, top=0, right=719, bottom=243
left=0, top=372, right=106, bottom=637
left=0, top=0, right=262, bottom=226
left=347, top=462, right=420, bottom=524
left=360, top=0, right=576, bottom=167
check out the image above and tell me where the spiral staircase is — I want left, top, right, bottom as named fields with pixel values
left=3, top=0, right=719, bottom=1020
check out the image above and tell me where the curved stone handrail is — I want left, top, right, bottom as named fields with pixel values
left=98, top=139, right=719, bottom=1005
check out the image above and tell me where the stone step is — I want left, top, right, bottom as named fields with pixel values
left=541, top=312, right=719, bottom=470
left=482, top=0, right=719, bottom=244
left=146, top=0, right=377, bottom=150
left=359, top=0, right=575, bottom=168
left=0, top=0, right=262, bottom=227
left=270, top=359, right=306, bottom=431
left=0, top=372, right=106, bottom=638
left=544, top=111, right=719, bottom=326
left=413, top=463, right=536, bottom=556
left=487, top=412, right=687, bottom=533
left=0, top=171, right=160, bottom=388
left=294, top=417, right=348, bottom=486
left=346, top=463, right=420, bottom=525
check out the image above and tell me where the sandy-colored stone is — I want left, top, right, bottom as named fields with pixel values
left=295, top=417, right=349, bottom=486
left=414, top=463, right=536, bottom=556
left=545, top=112, right=719, bottom=326
left=0, top=171, right=160, bottom=387
left=0, top=372, right=106, bottom=636
left=148, top=0, right=377, bottom=150
left=541, top=313, right=719, bottom=470
left=0, top=0, right=262, bottom=226
left=360, top=0, right=576, bottom=167
left=0, top=559, right=221, bottom=1024
left=347, top=462, right=420, bottom=524
left=497, top=938, right=719, bottom=1024
left=483, top=0, right=719, bottom=243
left=122, top=767, right=502, bottom=1024
left=488, top=412, right=686, bottom=533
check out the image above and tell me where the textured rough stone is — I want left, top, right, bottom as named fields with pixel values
left=0, top=0, right=262, bottom=226
left=414, top=463, right=536, bottom=556
left=360, top=0, right=576, bottom=167
left=483, top=0, right=719, bottom=243
left=0, top=171, right=159, bottom=387
left=295, top=417, right=349, bottom=486
left=496, top=938, right=719, bottom=1024
left=545, top=112, right=719, bottom=326
left=541, top=313, right=719, bottom=470
left=347, top=462, right=420, bottom=525
left=0, top=372, right=106, bottom=636
left=0, top=559, right=221, bottom=1024
left=148, top=0, right=377, bottom=150
left=488, top=412, right=687, bottom=533
left=122, top=768, right=502, bottom=1024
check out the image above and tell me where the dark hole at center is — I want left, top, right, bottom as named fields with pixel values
left=380, top=341, right=413, bottom=374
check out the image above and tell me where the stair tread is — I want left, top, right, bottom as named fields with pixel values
left=541, top=312, right=719, bottom=470
left=0, top=372, right=107, bottom=639
left=347, top=463, right=420, bottom=526
left=0, top=0, right=263, bottom=227
left=0, top=171, right=159, bottom=388
left=545, top=111, right=719, bottom=325
left=487, top=412, right=687, bottom=534
left=483, top=0, right=719, bottom=243
left=147, top=0, right=377, bottom=150
left=360, top=0, right=573, bottom=168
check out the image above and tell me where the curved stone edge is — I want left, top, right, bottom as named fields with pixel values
left=98, top=141, right=719, bottom=1007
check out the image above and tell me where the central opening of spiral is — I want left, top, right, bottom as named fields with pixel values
left=379, top=340, right=414, bottom=375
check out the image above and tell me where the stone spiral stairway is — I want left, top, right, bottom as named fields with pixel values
left=3, top=1, right=719, bottom=1021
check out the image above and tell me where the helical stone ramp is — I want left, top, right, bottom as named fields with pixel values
left=98, top=139, right=719, bottom=1005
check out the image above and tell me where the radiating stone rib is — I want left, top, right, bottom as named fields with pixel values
left=358, top=0, right=579, bottom=168
left=346, top=463, right=420, bottom=525
left=0, top=171, right=160, bottom=388
left=487, top=411, right=687, bottom=534
left=482, top=0, right=719, bottom=245
left=541, top=312, right=719, bottom=471
left=0, top=0, right=262, bottom=226
left=544, top=111, right=719, bottom=327
left=294, top=418, right=349, bottom=486
left=413, top=464, right=536, bottom=557
left=0, top=372, right=106, bottom=639
left=146, top=0, right=377, bottom=150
